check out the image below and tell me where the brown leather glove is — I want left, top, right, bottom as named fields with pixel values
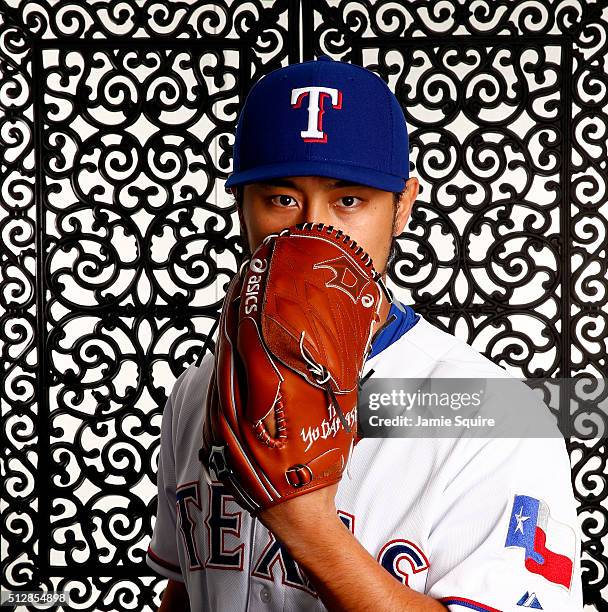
left=200, top=222, right=391, bottom=516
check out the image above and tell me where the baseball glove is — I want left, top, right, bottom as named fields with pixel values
left=199, top=222, right=392, bottom=516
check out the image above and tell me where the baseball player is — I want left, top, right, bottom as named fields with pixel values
left=146, top=57, right=583, bottom=611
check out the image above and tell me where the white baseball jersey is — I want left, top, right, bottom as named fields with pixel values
left=146, top=309, right=584, bottom=611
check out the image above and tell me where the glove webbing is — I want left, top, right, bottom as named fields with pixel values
left=324, top=380, right=352, bottom=434
left=299, top=336, right=353, bottom=434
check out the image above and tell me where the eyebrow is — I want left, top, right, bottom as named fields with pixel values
left=254, top=179, right=367, bottom=190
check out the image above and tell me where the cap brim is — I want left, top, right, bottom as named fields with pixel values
left=224, top=160, right=407, bottom=192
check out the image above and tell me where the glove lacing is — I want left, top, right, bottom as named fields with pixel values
left=299, top=331, right=353, bottom=434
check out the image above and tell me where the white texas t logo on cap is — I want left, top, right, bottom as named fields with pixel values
left=291, top=86, right=343, bottom=143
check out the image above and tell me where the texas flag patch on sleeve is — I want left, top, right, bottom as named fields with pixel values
left=504, top=494, right=575, bottom=589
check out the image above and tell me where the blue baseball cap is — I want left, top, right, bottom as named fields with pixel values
left=225, top=56, right=409, bottom=193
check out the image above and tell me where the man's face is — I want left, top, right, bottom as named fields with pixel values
left=237, top=175, right=418, bottom=275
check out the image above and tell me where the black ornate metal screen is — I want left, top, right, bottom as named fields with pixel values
left=1, top=1, right=606, bottom=610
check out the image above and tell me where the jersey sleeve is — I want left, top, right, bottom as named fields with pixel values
left=146, top=390, right=184, bottom=583
left=424, top=436, right=583, bottom=612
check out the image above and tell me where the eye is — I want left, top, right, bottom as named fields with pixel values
left=336, top=196, right=363, bottom=208
left=270, top=195, right=298, bottom=207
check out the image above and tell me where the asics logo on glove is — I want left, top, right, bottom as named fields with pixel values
left=244, top=258, right=268, bottom=314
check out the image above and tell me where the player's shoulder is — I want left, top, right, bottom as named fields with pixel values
left=164, top=353, right=215, bottom=436
left=390, top=319, right=574, bottom=501
left=372, top=313, right=511, bottom=379
left=158, top=354, right=216, bottom=477
left=171, top=353, right=214, bottom=406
